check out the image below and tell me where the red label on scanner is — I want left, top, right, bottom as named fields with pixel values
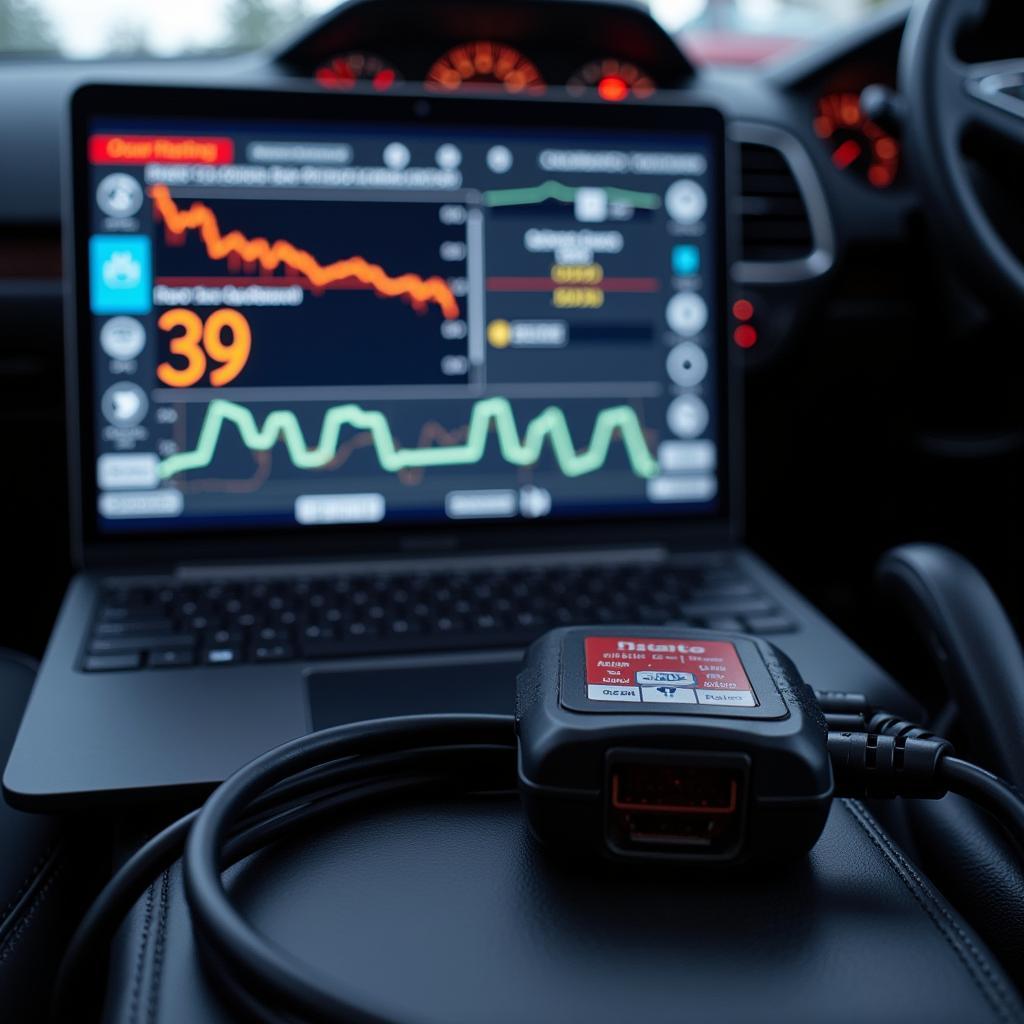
left=583, top=635, right=758, bottom=708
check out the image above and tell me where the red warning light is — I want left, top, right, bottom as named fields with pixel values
left=315, top=53, right=400, bottom=92
left=734, top=325, right=758, bottom=349
left=867, top=164, right=895, bottom=189
left=597, top=76, right=629, bottom=102
left=732, top=299, right=755, bottom=322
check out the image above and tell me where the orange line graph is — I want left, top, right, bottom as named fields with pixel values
left=148, top=184, right=461, bottom=319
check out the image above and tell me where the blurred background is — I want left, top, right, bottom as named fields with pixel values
left=0, top=0, right=897, bottom=64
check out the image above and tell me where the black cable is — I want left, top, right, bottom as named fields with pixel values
left=939, top=756, right=1024, bottom=851
left=253, top=743, right=512, bottom=820
left=184, top=714, right=514, bottom=1024
left=200, top=767, right=516, bottom=1024
left=816, top=695, right=1024, bottom=850
left=814, top=690, right=871, bottom=716
left=222, top=757, right=514, bottom=871
left=51, top=732, right=515, bottom=1023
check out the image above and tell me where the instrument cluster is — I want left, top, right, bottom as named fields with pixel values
left=313, top=41, right=661, bottom=102
left=813, top=90, right=900, bottom=189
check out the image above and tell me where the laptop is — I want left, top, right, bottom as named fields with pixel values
left=4, top=83, right=896, bottom=807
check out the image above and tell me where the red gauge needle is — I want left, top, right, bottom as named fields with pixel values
left=832, top=139, right=862, bottom=171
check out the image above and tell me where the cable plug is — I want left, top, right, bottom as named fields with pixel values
left=866, top=712, right=949, bottom=745
left=828, top=731, right=954, bottom=800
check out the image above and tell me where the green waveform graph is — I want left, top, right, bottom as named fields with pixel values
left=483, top=179, right=662, bottom=211
left=158, top=396, right=660, bottom=481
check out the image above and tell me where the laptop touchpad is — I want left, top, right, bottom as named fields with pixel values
left=307, top=651, right=518, bottom=730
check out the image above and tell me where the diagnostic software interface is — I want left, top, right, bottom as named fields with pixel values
left=82, top=101, right=724, bottom=535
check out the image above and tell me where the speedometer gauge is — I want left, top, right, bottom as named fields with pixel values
left=425, top=41, right=545, bottom=94
left=314, top=53, right=400, bottom=91
left=567, top=59, right=656, bottom=101
left=814, top=92, right=900, bottom=189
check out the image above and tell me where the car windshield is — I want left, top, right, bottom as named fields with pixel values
left=0, top=0, right=899, bottom=65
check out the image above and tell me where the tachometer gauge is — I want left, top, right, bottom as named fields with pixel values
left=567, top=59, right=656, bottom=101
left=425, top=41, right=545, bottom=94
left=314, top=53, right=400, bottom=91
left=814, top=92, right=900, bottom=189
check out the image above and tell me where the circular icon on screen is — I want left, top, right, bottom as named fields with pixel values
left=101, top=382, right=149, bottom=428
left=666, top=292, right=708, bottom=337
left=666, top=342, right=709, bottom=388
left=96, top=173, right=143, bottom=218
left=100, top=316, right=146, bottom=361
left=383, top=142, right=411, bottom=169
left=435, top=143, right=462, bottom=169
left=486, top=145, right=513, bottom=174
left=665, top=179, right=707, bottom=225
left=667, top=394, right=709, bottom=439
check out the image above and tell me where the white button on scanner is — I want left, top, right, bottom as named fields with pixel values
left=640, top=685, right=697, bottom=704
left=587, top=684, right=642, bottom=703
left=696, top=691, right=757, bottom=707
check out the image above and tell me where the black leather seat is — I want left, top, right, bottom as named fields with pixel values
left=0, top=650, right=94, bottom=1024
left=103, top=792, right=1024, bottom=1024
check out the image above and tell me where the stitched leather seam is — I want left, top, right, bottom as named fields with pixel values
left=146, top=871, right=171, bottom=1024
left=0, top=844, right=60, bottom=952
left=130, top=882, right=156, bottom=1024
left=847, top=800, right=1017, bottom=1008
left=0, top=856, right=63, bottom=963
left=843, top=798, right=1022, bottom=1024
left=0, top=843, right=56, bottom=927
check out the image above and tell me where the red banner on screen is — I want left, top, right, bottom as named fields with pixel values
left=88, top=134, right=234, bottom=166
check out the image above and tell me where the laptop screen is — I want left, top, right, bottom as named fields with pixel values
left=74, top=88, right=728, bottom=540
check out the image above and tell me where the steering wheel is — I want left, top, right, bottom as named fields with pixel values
left=900, top=0, right=1024, bottom=307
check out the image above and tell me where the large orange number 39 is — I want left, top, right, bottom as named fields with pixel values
left=156, top=308, right=252, bottom=388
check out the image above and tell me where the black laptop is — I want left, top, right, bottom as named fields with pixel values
left=4, top=83, right=892, bottom=807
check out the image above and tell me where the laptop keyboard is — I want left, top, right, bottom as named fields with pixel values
left=82, top=558, right=797, bottom=671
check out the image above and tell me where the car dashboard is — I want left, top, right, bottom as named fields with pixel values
left=276, top=0, right=692, bottom=96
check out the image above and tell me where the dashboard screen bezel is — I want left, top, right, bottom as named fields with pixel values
left=67, top=82, right=735, bottom=568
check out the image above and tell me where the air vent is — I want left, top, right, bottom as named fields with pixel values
left=739, top=142, right=813, bottom=261
left=730, top=123, right=834, bottom=284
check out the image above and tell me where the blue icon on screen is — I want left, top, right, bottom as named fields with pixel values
left=90, top=235, right=151, bottom=314
left=672, top=244, right=701, bottom=277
